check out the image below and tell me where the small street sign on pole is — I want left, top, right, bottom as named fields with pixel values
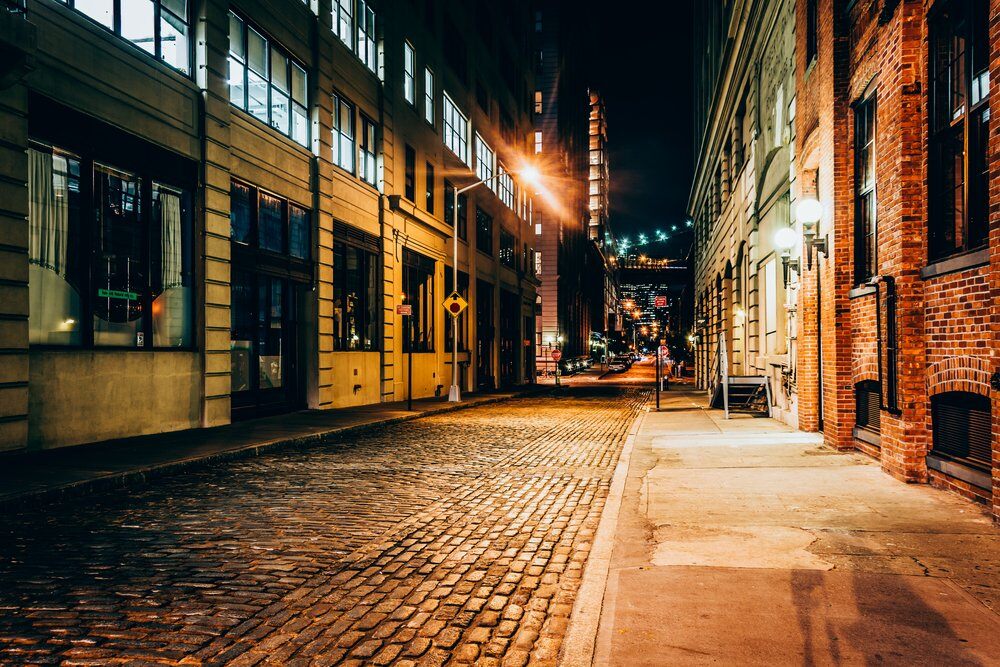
left=443, top=292, right=468, bottom=317
left=654, top=295, right=667, bottom=308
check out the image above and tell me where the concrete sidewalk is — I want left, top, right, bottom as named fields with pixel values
left=563, top=389, right=1000, bottom=666
left=0, top=387, right=547, bottom=508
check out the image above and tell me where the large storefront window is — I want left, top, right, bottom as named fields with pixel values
left=229, top=180, right=312, bottom=418
left=59, top=0, right=189, bottom=74
left=28, top=144, right=194, bottom=349
left=402, top=249, right=435, bottom=352
left=333, top=238, right=379, bottom=351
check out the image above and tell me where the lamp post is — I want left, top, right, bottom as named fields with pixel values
left=448, top=165, right=540, bottom=402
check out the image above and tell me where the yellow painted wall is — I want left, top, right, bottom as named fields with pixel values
left=28, top=351, right=201, bottom=449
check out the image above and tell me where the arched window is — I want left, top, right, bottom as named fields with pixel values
left=931, top=392, right=992, bottom=471
left=855, top=381, right=881, bottom=434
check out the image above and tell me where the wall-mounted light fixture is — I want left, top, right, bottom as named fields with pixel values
left=796, top=198, right=828, bottom=270
left=774, top=226, right=800, bottom=287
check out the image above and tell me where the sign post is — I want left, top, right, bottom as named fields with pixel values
left=398, top=303, right=413, bottom=410
left=551, top=348, right=562, bottom=386
left=655, top=345, right=661, bottom=410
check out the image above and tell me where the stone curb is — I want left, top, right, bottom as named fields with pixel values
left=0, top=387, right=554, bottom=511
left=557, top=405, right=647, bottom=666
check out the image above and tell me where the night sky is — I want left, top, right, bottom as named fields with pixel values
left=581, top=0, right=695, bottom=260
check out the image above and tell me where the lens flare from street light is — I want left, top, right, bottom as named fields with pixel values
left=774, top=226, right=797, bottom=250
left=520, top=165, right=540, bottom=187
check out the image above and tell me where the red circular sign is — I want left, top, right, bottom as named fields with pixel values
left=449, top=302, right=462, bottom=314
left=551, top=350, right=562, bottom=361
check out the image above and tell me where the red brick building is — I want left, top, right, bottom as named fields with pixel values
left=796, top=0, right=1000, bottom=516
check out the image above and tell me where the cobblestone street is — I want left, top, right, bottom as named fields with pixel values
left=0, top=388, right=646, bottom=666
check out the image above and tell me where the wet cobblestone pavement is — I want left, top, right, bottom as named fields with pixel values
left=0, top=387, right=646, bottom=666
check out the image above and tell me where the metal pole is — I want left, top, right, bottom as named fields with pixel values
left=448, top=186, right=461, bottom=402
left=656, top=346, right=661, bottom=410
left=407, top=319, right=413, bottom=411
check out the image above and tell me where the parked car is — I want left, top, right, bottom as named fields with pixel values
left=608, top=355, right=631, bottom=373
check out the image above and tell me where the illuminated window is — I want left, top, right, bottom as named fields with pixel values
left=332, top=93, right=355, bottom=172
left=475, top=134, right=494, bottom=184
left=424, top=68, right=435, bottom=124
left=356, top=1, right=376, bottom=72
left=534, top=131, right=542, bottom=154
left=403, top=41, right=415, bottom=105
left=334, top=0, right=353, bottom=48
left=534, top=90, right=542, bottom=114
left=61, top=0, right=189, bottom=74
left=229, top=12, right=308, bottom=147
left=443, top=93, right=469, bottom=164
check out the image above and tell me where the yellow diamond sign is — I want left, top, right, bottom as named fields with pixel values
left=443, top=291, right=468, bottom=317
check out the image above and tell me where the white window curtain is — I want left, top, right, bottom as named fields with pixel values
left=28, top=149, right=69, bottom=276
left=159, top=188, right=183, bottom=289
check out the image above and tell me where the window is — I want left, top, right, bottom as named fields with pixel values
left=854, top=96, right=877, bottom=283
left=534, top=90, right=543, bottom=114
left=444, top=181, right=468, bottom=240
left=230, top=180, right=311, bottom=260
left=476, top=206, right=493, bottom=255
left=405, top=145, right=416, bottom=201
left=359, top=114, right=377, bottom=186
left=499, top=229, right=515, bottom=268
left=806, top=0, right=818, bottom=63
left=425, top=162, right=435, bottom=213
left=929, top=0, right=990, bottom=260
left=335, top=0, right=353, bottom=48
left=28, top=144, right=193, bottom=349
left=932, top=392, right=992, bottom=471
left=402, top=249, right=435, bottom=352
left=534, top=131, right=542, bottom=154
left=443, top=93, right=469, bottom=164
left=332, top=240, right=379, bottom=351
left=229, top=12, right=308, bottom=147
left=424, top=68, right=435, bottom=124
left=403, top=41, right=416, bottom=105
left=60, top=0, right=189, bottom=74
left=475, top=134, right=494, bottom=184
left=356, top=1, right=376, bottom=72
left=332, top=93, right=355, bottom=172
left=497, top=166, right=514, bottom=209
left=855, top=381, right=881, bottom=434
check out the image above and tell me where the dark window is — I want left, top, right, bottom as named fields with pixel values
left=928, top=0, right=990, bottom=260
left=931, top=391, right=992, bottom=471
left=444, top=181, right=468, bottom=240
left=59, top=0, right=189, bottom=74
left=403, top=249, right=435, bottom=352
left=230, top=179, right=312, bottom=261
left=499, top=229, right=515, bottom=268
left=405, top=144, right=416, bottom=201
left=359, top=114, right=377, bottom=185
left=333, top=239, right=379, bottom=351
left=476, top=206, right=493, bottom=255
left=425, top=162, right=435, bottom=213
left=854, top=96, right=877, bottom=283
left=855, top=380, right=881, bottom=434
left=806, top=0, right=818, bottom=63
left=28, top=143, right=194, bottom=349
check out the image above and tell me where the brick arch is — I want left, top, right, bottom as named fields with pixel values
left=852, top=355, right=879, bottom=385
left=926, top=356, right=993, bottom=398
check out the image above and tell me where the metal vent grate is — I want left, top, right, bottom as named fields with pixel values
left=931, top=392, right=992, bottom=472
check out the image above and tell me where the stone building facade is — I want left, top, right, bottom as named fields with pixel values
left=0, top=0, right=540, bottom=451
left=690, top=0, right=801, bottom=426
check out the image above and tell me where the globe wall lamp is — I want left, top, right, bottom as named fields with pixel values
left=774, top=226, right=800, bottom=288
left=796, top=197, right=828, bottom=270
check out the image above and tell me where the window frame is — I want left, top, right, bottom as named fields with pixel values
left=402, top=248, right=435, bottom=353
left=444, top=180, right=468, bottom=241
left=356, top=1, right=377, bottom=72
left=443, top=93, right=470, bottom=164
left=58, top=0, right=191, bottom=75
left=228, top=11, right=309, bottom=147
left=403, top=41, right=416, bottom=106
left=928, top=0, right=990, bottom=261
left=424, top=67, right=435, bottom=125
left=332, top=236, right=380, bottom=352
left=475, top=133, right=495, bottom=185
left=359, top=113, right=378, bottom=186
left=853, top=94, right=877, bottom=285
left=332, top=92, right=356, bottom=174
left=404, top=144, right=416, bottom=202
left=425, top=161, right=435, bottom=213
left=476, top=205, right=493, bottom=256
left=27, top=140, right=196, bottom=351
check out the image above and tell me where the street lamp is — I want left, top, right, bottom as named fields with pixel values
left=448, top=163, right=541, bottom=402
left=796, top=197, right=827, bottom=270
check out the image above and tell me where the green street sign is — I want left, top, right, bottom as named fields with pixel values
left=97, top=288, right=138, bottom=301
